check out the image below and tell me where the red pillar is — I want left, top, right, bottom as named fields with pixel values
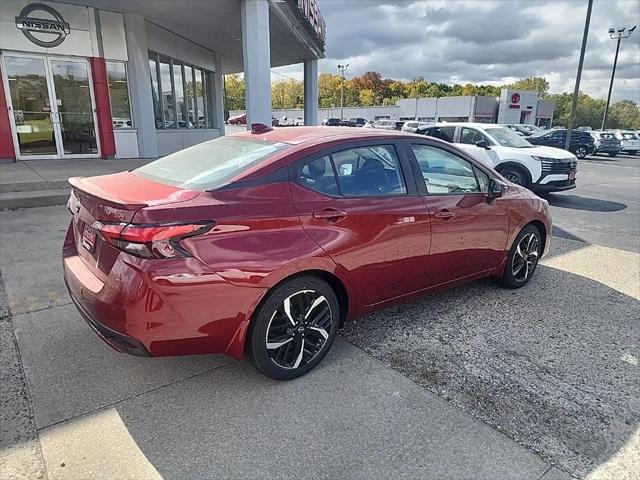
left=0, top=69, right=16, bottom=161
left=89, top=57, right=116, bottom=159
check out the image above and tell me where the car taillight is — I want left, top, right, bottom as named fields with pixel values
left=93, top=221, right=214, bottom=259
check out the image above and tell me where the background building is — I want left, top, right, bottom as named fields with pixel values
left=231, top=88, right=554, bottom=127
left=0, top=0, right=325, bottom=162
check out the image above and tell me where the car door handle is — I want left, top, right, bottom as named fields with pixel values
left=313, top=208, right=348, bottom=221
left=434, top=210, right=455, bottom=219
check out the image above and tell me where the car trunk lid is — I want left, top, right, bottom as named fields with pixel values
left=68, top=172, right=201, bottom=279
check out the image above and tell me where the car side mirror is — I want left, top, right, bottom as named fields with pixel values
left=487, top=178, right=506, bottom=199
left=476, top=140, right=490, bottom=149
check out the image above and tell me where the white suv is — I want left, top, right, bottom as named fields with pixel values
left=420, top=123, right=578, bottom=193
left=614, top=130, right=640, bottom=155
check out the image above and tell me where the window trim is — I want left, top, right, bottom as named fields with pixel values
left=406, top=140, right=497, bottom=197
left=291, top=139, right=419, bottom=199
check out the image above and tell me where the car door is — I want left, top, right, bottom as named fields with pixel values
left=455, top=126, right=499, bottom=167
left=290, top=141, right=431, bottom=305
left=407, top=142, right=510, bottom=288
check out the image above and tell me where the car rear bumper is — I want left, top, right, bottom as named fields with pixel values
left=62, top=222, right=266, bottom=359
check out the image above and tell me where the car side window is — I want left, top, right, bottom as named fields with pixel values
left=473, top=166, right=490, bottom=193
left=298, top=155, right=339, bottom=196
left=410, top=144, right=481, bottom=194
left=332, top=145, right=407, bottom=196
left=425, top=126, right=456, bottom=143
left=459, top=127, right=490, bottom=145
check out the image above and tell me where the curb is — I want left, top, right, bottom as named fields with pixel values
left=0, top=188, right=70, bottom=210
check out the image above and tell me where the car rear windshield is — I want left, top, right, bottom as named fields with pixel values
left=134, top=136, right=289, bottom=190
left=621, top=133, right=638, bottom=140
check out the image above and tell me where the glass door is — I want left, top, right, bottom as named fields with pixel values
left=49, top=59, right=99, bottom=157
left=2, top=54, right=100, bottom=159
left=3, top=55, right=57, bottom=158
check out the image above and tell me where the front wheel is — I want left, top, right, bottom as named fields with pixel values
left=574, top=146, right=588, bottom=159
left=498, top=225, right=542, bottom=289
left=247, top=276, right=339, bottom=380
left=608, top=152, right=617, bottom=157
left=500, top=165, right=530, bottom=189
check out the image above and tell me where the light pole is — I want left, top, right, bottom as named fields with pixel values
left=338, top=64, right=349, bottom=120
left=601, top=26, right=637, bottom=130
left=565, top=0, right=593, bottom=152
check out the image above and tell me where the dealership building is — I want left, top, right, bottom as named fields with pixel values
left=235, top=88, right=555, bottom=127
left=0, top=0, right=325, bottom=162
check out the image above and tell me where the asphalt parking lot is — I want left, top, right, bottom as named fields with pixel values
left=1, top=152, right=638, bottom=479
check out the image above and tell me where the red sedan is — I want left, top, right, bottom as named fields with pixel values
left=63, top=125, right=551, bottom=379
left=227, top=114, right=246, bottom=125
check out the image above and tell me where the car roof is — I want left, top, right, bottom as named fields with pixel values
left=230, top=126, right=418, bottom=145
left=429, top=122, right=506, bottom=129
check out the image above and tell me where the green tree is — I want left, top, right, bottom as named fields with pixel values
left=508, top=77, right=550, bottom=98
left=224, top=74, right=245, bottom=111
left=607, top=100, right=640, bottom=129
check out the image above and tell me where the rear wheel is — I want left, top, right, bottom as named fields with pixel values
left=574, top=146, right=588, bottom=159
left=500, top=165, right=530, bottom=189
left=498, top=224, right=541, bottom=289
left=247, top=276, right=339, bottom=380
left=627, top=150, right=637, bottom=156
left=608, top=152, right=617, bottom=157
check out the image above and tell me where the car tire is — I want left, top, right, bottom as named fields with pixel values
left=627, top=151, right=637, bottom=156
left=574, top=146, right=588, bottom=159
left=499, top=165, right=530, bottom=189
left=498, top=224, right=542, bottom=289
left=608, top=153, right=617, bottom=157
left=247, top=275, right=339, bottom=380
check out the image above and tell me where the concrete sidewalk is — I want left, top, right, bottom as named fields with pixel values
left=0, top=158, right=152, bottom=210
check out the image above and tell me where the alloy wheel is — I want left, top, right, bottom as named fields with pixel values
left=265, top=290, right=332, bottom=369
left=512, top=233, right=539, bottom=282
left=576, top=146, right=587, bottom=158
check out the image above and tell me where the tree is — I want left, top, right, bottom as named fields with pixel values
left=359, top=89, right=375, bottom=106
left=607, top=100, right=640, bottom=129
left=548, top=92, right=606, bottom=129
left=508, top=77, right=550, bottom=98
left=224, top=74, right=245, bottom=111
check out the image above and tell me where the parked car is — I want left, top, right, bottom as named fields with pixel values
left=280, top=117, right=303, bottom=126
left=271, top=117, right=280, bottom=127
left=588, top=131, right=620, bottom=157
left=339, top=119, right=356, bottom=127
left=614, top=131, right=640, bottom=155
left=228, top=114, right=246, bottom=125
left=371, top=119, right=404, bottom=130
left=350, top=118, right=368, bottom=127
left=402, top=121, right=432, bottom=133
left=322, top=118, right=341, bottom=126
left=63, top=125, right=551, bottom=380
left=362, top=120, right=375, bottom=128
left=527, top=128, right=595, bottom=159
left=417, top=122, right=578, bottom=192
left=504, top=124, right=537, bottom=137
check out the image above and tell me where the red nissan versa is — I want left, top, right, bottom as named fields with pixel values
left=63, top=125, right=551, bottom=380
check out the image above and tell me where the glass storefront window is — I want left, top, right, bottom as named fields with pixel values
left=106, top=61, right=132, bottom=129
left=149, top=57, right=162, bottom=129
left=158, top=58, right=174, bottom=129
left=173, top=62, right=186, bottom=128
left=148, top=51, right=213, bottom=130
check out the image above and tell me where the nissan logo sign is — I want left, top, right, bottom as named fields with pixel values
left=511, top=93, right=521, bottom=104
left=15, top=3, right=70, bottom=48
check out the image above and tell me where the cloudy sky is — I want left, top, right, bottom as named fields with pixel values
left=272, top=0, right=640, bottom=102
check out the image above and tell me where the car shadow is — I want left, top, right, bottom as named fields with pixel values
left=542, top=193, right=627, bottom=212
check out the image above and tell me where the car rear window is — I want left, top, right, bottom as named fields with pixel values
left=134, top=136, right=289, bottom=190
